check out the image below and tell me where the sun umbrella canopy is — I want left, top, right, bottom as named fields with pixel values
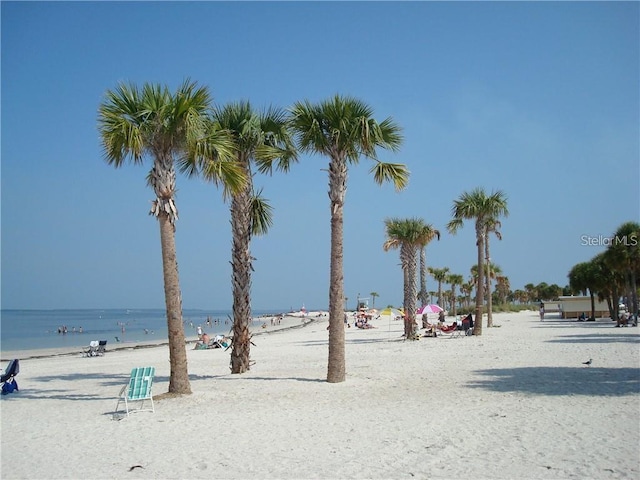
left=379, top=307, right=404, bottom=318
left=417, top=304, right=443, bottom=314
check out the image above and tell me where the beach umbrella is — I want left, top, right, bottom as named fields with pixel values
left=417, top=304, right=443, bottom=315
left=379, top=307, right=403, bottom=318
left=378, top=308, right=404, bottom=339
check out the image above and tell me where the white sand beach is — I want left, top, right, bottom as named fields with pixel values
left=1, top=310, right=638, bottom=480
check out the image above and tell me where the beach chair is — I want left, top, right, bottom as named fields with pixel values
left=84, top=340, right=99, bottom=357
left=436, top=321, right=459, bottom=337
left=96, top=340, right=108, bottom=356
left=1, top=359, right=20, bottom=395
left=115, top=367, right=155, bottom=416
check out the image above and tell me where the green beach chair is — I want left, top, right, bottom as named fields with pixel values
left=115, top=367, right=155, bottom=416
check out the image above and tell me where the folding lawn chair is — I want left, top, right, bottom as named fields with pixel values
left=115, top=367, right=155, bottom=417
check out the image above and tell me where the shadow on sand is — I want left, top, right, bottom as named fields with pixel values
left=466, top=366, right=640, bottom=397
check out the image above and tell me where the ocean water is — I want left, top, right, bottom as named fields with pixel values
left=0, top=308, right=277, bottom=353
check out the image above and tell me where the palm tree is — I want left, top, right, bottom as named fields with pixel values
left=460, top=281, right=473, bottom=309
left=568, top=261, right=599, bottom=319
left=593, top=251, right=626, bottom=319
left=98, top=80, right=234, bottom=394
left=609, top=222, right=640, bottom=315
left=484, top=218, right=502, bottom=327
left=447, top=188, right=509, bottom=336
left=495, top=274, right=510, bottom=307
left=512, top=289, right=527, bottom=305
left=446, top=273, right=464, bottom=317
left=370, top=292, right=379, bottom=309
left=428, top=267, right=449, bottom=308
left=383, top=218, right=435, bottom=339
left=205, top=101, right=296, bottom=374
left=289, top=94, right=408, bottom=383
left=417, top=228, right=441, bottom=306
left=524, top=283, right=537, bottom=303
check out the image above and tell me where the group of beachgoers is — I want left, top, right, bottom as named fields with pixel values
left=57, top=325, right=82, bottom=334
left=193, top=324, right=231, bottom=350
left=615, top=305, right=638, bottom=327
left=420, top=311, right=475, bottom=337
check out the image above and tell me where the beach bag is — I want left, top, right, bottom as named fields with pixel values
left=2, top=379, right=18, bottom=395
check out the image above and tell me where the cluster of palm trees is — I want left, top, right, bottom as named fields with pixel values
left=568, top=221, right=640, bottom=320
left=382, top=188, right=509, bottom=338
left=97, top=80, right=409, bottom=391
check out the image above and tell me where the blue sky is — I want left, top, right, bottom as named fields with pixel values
left=2, top=1, right=638, bottom=311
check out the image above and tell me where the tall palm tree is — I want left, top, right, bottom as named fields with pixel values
left=593, top=251, right=626, bottom=319
left=290, top=94, right=407, bottom=383
left=485, top=261, right=502, bottom=323
left=446, top=273, right=464, bottom=317
left=496, top=276, right=511, bottom=306
left=484, top=219, right=502, bottom=327
left=447, top=188, right=508, bottom=336
left=205, top=101, right=296, bottom=374
left=460, top=281, right=473, bottom=310
left=98, top=80, right=236, bottom=394
left=428, top=267, right=450, bottom=308
left=370, top=292, right=379, bottom=309
left=383, top=218, right=435, bottom=339
left=417, top=228, right=441, bottom=306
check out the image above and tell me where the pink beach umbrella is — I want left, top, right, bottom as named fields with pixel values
left=417, top=304, right=443, bottom=315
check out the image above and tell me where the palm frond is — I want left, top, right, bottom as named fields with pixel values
left=250, top=189, right=274, bottom=236
left=370, top=161, right=410, bottom=191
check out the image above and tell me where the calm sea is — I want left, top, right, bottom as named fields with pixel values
left=0, top=308, right=279, bottom=353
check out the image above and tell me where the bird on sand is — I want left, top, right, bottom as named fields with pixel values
left=582, top=358, right=592, bottom=367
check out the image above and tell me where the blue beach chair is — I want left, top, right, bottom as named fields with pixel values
left=115, top=367, right=155, bottom=416
left=96, top=340, right=108, bottom=356
left=1, top=359, right=20, bottom=395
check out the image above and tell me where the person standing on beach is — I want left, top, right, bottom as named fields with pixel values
left=539, top=303, right=545, bottom=321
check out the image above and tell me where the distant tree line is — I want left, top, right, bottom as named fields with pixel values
left=568, top=222, right=640, bottom=320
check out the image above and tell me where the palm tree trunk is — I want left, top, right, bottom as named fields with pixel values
left=404, top=246, right=418, bottom=338
left=151, top=154, right=191, bottom=395
left=419, top=248, right=428, bottom=306
left=158, top=213, right=191, bottom=394
left=327, top=157, right=347, bottom=383
left=486, top=238, right=493, bottom=327
left=631, top=271, right=638, bottom=316
left=230, top=169, right=253, bottom=374
left=474, top=227, right=485, bottom=336
left=451, top=285, right=457, bottom=317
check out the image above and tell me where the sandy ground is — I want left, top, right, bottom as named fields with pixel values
left=1, top=311, right=638, bottom=480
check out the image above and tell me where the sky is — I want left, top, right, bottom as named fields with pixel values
left=1, top=1, right=638, bottom=312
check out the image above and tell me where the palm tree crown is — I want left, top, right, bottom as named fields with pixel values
left=290, top=94, right=408, bottom=190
